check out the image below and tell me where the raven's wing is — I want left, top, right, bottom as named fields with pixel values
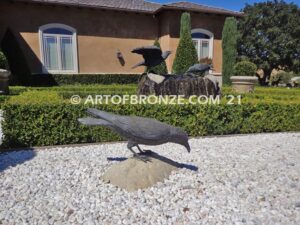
left=132, top=60, right=145, bottom=69
left=186, top=64, right=210, bottom=73
left=85, top=108, right=171, bottom=141
left=78, top=117, right=113, bottom=127
left=132, top=46, right=162, bottom=62
left=86, top=108, right=117, bottom=121
left=113, top=116, right=171, bottom=141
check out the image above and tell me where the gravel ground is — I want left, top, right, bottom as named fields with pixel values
left=0, top=132, right=299, bottom=225
left=0, top=110, right=3, bottom=145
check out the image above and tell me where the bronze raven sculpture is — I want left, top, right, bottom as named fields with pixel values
left=78, top=109, right=190, bottom=161
left=131, top=46, right=171, bottom=69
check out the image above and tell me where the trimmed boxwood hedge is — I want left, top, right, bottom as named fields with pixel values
left=1, top=102, right=299, bottom=150
left=30, top=74, right=141, bottom=86
left=0, top=96, right=9, bottom=105
left=8, top=84, right=138, bottom=98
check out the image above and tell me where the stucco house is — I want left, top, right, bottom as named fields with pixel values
left=0, top=0, right=242, bottom=81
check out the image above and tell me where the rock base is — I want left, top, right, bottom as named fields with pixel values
left=137, top=73, right=219, bottom=97
left=102, top=151, right=180, bottom=191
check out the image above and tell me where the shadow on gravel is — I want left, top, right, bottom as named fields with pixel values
left=107, top=157, right=128, bottom=162
left=107, top=151, right=198, bottom=172
left=0, top=149, right=36, bottom=172
left=179, top=163, right=198, bottom=171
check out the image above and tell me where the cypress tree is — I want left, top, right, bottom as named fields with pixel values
left=172, top=12, right=198, bottom=74
left=222, top=17, right=238, bottom=85
left=146, top=39, right=168, bottom=74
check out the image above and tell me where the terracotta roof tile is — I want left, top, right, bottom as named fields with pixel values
left=12, top=0, right=243, bottom=16
left=14, top=0, right=161, bottom=13
left=164, top=2, right=243, bottom=16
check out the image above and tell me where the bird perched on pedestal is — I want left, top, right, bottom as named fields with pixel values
left=132, top=46, right=171, bottom=70
left=186, top=64, right=211, bottom=74
left=78, top=109, right=190, bottom=161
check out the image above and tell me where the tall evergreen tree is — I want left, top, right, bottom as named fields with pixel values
left=222, top=17, right=238, bottom=85
left=172, top=12, right=198, bottom=74
left=145, top=39, right=168, bottom=74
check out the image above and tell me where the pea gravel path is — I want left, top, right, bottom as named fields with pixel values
left=0, top=133, right=299, bottom=225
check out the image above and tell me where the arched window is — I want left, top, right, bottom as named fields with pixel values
left=191, top=28, right=214, bottom=60
left=39, top=24, right=78, bottom=73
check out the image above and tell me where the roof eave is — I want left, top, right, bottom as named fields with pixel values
left=12, top=0, right=244, bottom=16
left=14, top=0, right=157, bottom=14
left=158, top=5, right=244, bottom=17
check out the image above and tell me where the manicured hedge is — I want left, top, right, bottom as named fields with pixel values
left=8, top=84, right=138, bottom=99
left=0, top=96, right=9, bottom=105
left=30, top=74, right=141, bottom=86
left=1, top=102, right=299, bottom=149
left=54, top=84, right=137, bottom=98
left=221, top=86, right=300, bottom=104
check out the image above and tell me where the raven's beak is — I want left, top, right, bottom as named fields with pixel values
left=184, top=142, right=191, bottom=153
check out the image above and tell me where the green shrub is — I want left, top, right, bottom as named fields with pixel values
left=1, top=101, right=299, bottom=149
left=30, top=74, right=140, bottom=86
left=222, top=17, right=238, bottom=85
left=0, top=96, right=9, bottom=105
left=8, top=90, right=63, bottom=104
left=55, top=84, right=137, bottom=98
left=233, top=61, right=257, bottom=76
left=7, top=86, right=28, bottom=95
left=172, top=12, right=198, bottom=74
left=0, top=51, right=9, bottom=70
left=9, top=85, right=300, bottom=104
left=269, top=71, right=295, bottom=86
left=222, top=86, right=300, bottom=104
left=146, top=39, right=168, bottom=74
left=8, top=84, right=138, bottom=99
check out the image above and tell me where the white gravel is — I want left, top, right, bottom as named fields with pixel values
left=0, top=132, right=299, bottom=225
left=0, top=110, right=3, bottom=145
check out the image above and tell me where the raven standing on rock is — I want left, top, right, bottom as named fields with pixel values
left=131, top=46, right=171, bottom=70
left=78, top=109, right=190, bottom=161
left=186, top=64, right=211, bottom=74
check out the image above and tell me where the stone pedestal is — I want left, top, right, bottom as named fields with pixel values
left=0, top=69, right=10, bottom=95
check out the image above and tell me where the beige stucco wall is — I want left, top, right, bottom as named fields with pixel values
left=0, top=2, right=226, bottom=75
left=0, top=2, right=158, bottom=74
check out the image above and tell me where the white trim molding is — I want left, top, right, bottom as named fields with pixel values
left=191, top=28, right=214, bottom=60
left=39, top=23, right=78, bottom=74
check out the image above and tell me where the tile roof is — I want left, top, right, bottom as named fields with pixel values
left=163, top=2, right=243, bottom=16
left=12, top=0, right=243, bottom=16
left=14, top=0, right=161, bottom=13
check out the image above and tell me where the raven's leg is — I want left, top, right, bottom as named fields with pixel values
left=136, top=145, right=145, bottom=154
left=127, top=142, right=149, bottom=162
left=127, top=141, right=137, bottom=155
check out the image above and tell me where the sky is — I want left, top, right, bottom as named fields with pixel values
left=151, top=0, right=300, bottom=12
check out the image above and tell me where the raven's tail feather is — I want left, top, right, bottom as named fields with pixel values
left=87, top=108, right=116, bottom=122
left=78, top=117, right=112, bottom=127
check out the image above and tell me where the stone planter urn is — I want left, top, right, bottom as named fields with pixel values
left=230, top=76, right=258, bottom=93
left=0, top=69, right=10, bottom=95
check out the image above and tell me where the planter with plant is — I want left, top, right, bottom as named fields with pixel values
left=230, top=61, right=258, bottom=93
left=0, top=50, right=10, bottom=95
